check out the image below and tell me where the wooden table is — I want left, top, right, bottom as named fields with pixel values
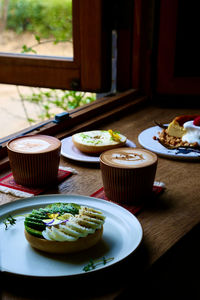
left=1, top=105, right=200, bottom=299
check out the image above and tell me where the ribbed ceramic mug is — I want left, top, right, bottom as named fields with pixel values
left=100, top=147, right=157, bottom=204
left=7, top=134, right=61, bottom=187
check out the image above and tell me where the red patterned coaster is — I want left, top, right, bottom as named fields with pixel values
left=91, top=182, right=165, bottom=215
left=0, top=168, right=73, bottom=197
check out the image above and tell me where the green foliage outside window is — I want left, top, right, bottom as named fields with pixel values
left=17, top=88, right=96, bottom=124
left=7, top=0, right=72, bottom=41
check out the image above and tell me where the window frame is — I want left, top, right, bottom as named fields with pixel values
left=0, top=0, right=112, bottom=92
left=156, top=0, right=200, bottom=95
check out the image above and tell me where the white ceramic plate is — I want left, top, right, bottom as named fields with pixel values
left=0, top=194, right=143, bottom=278
left=61, top=136, right=136, bottom=163
left=138, top=125, right=200, bottom=160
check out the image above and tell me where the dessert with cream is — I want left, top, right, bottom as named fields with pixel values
left=24, top=202, right=105, bottom=254
left=157, top=115, right=200, bottom=148
left=72, top=130, right=127, bottom=153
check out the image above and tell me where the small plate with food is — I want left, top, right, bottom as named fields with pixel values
left=138, top=115, right=200, bottom=160
left=61, top=130, right=136, bottom=163
left=0, top=194, right=143, bottom=277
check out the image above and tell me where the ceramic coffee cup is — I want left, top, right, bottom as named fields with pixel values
left=7, top=134, right=61, bottom=187
left=100, top=147, right=157, bottom=204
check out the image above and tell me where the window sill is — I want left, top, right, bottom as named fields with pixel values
left=0, top=89, right=148, bottom=171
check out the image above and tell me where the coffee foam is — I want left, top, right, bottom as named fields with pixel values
left=100, top=148, right=157, bottom=168
left=8, top=135, right=61, bottom=153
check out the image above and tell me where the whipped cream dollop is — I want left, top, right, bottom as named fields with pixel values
left=182, top=121, right=200, bottom=145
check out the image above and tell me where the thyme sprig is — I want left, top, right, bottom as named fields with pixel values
left=3, top=215, right=17, bottom=230
left=83, top=256, right=114, bottom=272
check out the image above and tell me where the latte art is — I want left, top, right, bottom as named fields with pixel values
left=113, top=153, right=145, bottom=162
left=7, top=135, right=61, bottom=187
left=101, top=148, right=157, bottom=168
left=10, top=138, right=51, bottom=153
left=8, top=135, right=61, bottom=154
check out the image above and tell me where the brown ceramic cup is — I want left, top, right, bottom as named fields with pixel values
left=7, top=134, right=61, bottom=187
left=100, top=147, right=157, bottom=204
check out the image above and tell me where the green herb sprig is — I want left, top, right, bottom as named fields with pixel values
left=3, top=215, right=17, bottom=230
left=83, top=256, right=114, bottom=272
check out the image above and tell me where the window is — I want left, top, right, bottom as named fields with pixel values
left=0, top=0, right=112, bottom=91
left=0, top=0, right=112, bottom=139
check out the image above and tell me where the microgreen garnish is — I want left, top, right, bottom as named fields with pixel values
left=3, top=215, right=17, bottom=230
left=83, top=256, right=114, bottom=272
left=80, top=133, right=91, bottom=140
